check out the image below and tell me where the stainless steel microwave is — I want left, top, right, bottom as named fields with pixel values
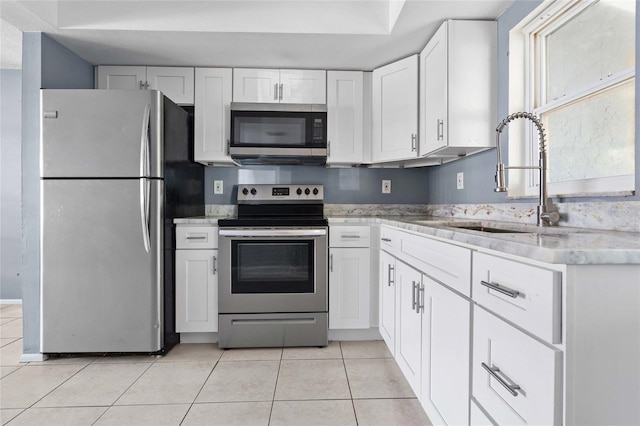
left=229, top=102, right=327, bottom=165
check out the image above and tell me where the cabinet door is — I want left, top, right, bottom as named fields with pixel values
left=232, top=68, right=280, bottom=103
left=379, top=250, right=396, bottom=354
left=327, top=71, right=364, bottom=165
left=394, top=260, right=422, bottom=397
left=421, top=276, right=471, bottom=426
left=329, top=248, right=370, bottom=329
left=194, top=68, right=234, bottom=165
left=146, top=67, right=194, bottom=105
left=97, top=66, right=146, bottom=90
left=175, top=249, right=219, bottom=333
left=371, top=55, right=419, bottom=162
left=419, top=23, right=448, bottom=156
left=280, top=69, right=327, bottom=104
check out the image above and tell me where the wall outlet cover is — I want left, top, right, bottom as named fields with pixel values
left=456, top=172, right=464, bottom=190
left=214, top=180, right=224, bottom=194
left=382, top=180, right=391, bottom=194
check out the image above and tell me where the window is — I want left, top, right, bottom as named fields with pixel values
left=508, top=0, right=635, bottom=197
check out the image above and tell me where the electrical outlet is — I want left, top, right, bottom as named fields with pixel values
left=382, top=180, right=391, bottom=194
left=456, top=172, right=464, bottom=190
left=214, top=180, right=223, bottom=194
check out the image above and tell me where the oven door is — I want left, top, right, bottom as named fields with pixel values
left=218, top=228, right=328, bottom=314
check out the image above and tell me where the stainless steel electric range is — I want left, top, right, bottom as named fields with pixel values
left=217, top=184, right=328, bottom=348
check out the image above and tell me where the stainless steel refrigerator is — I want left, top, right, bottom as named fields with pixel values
left=40, top=89, right=203, bottom=353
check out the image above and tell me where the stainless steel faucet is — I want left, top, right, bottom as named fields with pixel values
left=494, top=112, right=560, bottom=227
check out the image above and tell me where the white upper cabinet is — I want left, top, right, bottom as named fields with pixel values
left=371, top=55, right=419, bottom=163
left=97, top=66, right=195, bottom=105
left=233, top=69, right=326, bottom=104
left=419, top=20, right=497, bottom=158
left=327, top=71, right=364, bottom=165
left=194, top=68, right=234, bottom=166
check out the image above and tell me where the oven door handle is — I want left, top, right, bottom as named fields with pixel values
left=219, top=229, right=327, bottom=237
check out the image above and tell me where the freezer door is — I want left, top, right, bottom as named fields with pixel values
left=40, top=89, right=163, bottom=178
left=41, top=178, right=164, bottom=353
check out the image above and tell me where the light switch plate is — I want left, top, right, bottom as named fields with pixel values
left=214, top=180, right=223, bottom=194
left=456, top=172, right=464, bottom=190
left=382, top=180, right=391, bottom=194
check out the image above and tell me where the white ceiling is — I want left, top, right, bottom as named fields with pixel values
left=1, top=0, right=513, bottom=71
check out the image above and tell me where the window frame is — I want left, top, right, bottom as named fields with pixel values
left=508, top=0, right=635, bottom=198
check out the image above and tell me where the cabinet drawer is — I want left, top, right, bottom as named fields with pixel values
left=380, top=225, right=402, bottom=255
left=176, top=225, right=218, bottom=249
left=399, top=231, right=471, bottom=297
left=330, top=225, right=370, bottom=248
left=473, top=307, right=562, bottom=426
left=472, top=252, right=561, bottom=343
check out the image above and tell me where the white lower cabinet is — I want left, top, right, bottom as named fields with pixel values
left=472, top=306, right=562, bottom=425
left=175, top=225, right=219, bottom=333
left=394, top=260, right=423, bottom=397
left=379, top=250, right=396, bottom=355
left=421, top=275, right=471, bottom=426
left=329, top=247, right=370, bottom=329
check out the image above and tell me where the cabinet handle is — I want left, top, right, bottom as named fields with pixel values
left=186, top=236, right=207, bottom=240
left=279, top=83, right=283, bottom=101
left=437, top=119, right=444, bottom=141
left=327, top=141, right=331, bottom=156
left=480, top=280, right=520, bottom=299
left=340, top=235, right=361, bottom=239
left=387, top=264, right=394, bottom=286
left=226, top=139, right=230, bottom=155
left=212, top=256, right=217, bottom=275
left=330, top=253, right=334, bottom=272
left=481, top=362, right=521, bottom=397
left=274, top=84, right=279, bottom=101
left=139, top=80, right=145, bottom=90
left=381, top=238, right=392, bottom=242
left=416, top=284, right=424, bottom=314
left=412, top=281, right=417, bottom=311
left=411, top=134, right=417, bottom=151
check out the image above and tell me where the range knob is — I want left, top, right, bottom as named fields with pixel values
left=250, top=188, right=257, bottom=195
left=305, top=188, right=311, bottom=195
left=313, top=188, right=319, bottom=195
left=242, top=188, right=249, bottom=195
left=296, top=188, right=302, bottom=195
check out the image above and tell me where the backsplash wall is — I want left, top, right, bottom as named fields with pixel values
left=204, top=166, right=430, bottom=204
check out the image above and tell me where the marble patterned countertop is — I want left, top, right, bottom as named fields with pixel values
left=174, top=215, right=640, bottom=265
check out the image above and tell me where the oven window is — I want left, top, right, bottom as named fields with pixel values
left=231, top=240, right=314, bottom=293
left=233, top=115, right=306, bottom=146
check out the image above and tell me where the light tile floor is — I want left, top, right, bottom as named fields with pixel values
left=0, top=304, right=432, bottom=426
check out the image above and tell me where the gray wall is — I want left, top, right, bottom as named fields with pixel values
left=425, top=0, right=640, bottom=205
left=21, top=33, right=94, bottom=355
left=205, top=166, right=431, bottom=205
left=1, top=70, right=23, bottom=300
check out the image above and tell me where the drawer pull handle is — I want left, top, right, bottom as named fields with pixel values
left=340, top=235, right=361, bottom=239
left=388, top=265, right=394, bottom=286
left=480, top=280, right=520, bottom=298
left=381, top=238, right=392, bottom=242
left=186, top=236, right=207, bottom=240
left=481, top=362, right=521, bottom=397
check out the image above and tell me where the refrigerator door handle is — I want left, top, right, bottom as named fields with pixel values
left=140, top=104, right=151, bottom=177
left=140, top=179, right=151, bottom=253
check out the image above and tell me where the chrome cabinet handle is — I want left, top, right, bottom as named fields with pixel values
left=279, top=83, right=283, bottom=101
left=381, top=238, right=392, bottom=242
left=387, top=264, right=394, bottom=286
left=330, top=253, right=334, bottom=272
left=340, top=235, right=361, bottom=239
left=186, top=236, right=207, bottom=240
left=437, top=119, right=444, bottom=141
left=327, top=141, right=331, bottom=156
left=212, top=256, right=217, bottom=275
left=481, top=363, right=521, bottom=397
left=480, top=280, right=520, bottom=299
left=416, top=284, right=424, bottom=314
left=412, top=281, right=417, bottom=311
left=274, top=84, right=278, bottom=101
left=226, top=139, right=230, bottom=156
left=411, top=134, right=417, bottom=151
left=139, top=80, right=145, bottom=90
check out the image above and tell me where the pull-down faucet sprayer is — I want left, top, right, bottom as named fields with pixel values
left=494, top=112, right=560, bottom=227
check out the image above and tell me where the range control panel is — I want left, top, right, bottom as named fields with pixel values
left=237, top=184, right=324, bottom=203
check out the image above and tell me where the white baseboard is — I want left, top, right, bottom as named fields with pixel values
left=0, top=299, right=23, bottom=305
left=329, top=327, right=382, bottom=341
left=180, top=332, right=219, bottom=344
left=20, top=353, right=48, bottom=363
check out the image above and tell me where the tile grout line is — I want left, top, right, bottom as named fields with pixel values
left=179, top=349, right=224, bottom=425
left=267, top=348, right=284, bottom=425
left=339, top=341, right=360, bottom=426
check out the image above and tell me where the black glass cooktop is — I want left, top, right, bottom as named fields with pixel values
left=217, top=216, right=328, bottom=228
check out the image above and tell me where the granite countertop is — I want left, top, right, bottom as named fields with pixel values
left=174, top=215, right=640, bottom=265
